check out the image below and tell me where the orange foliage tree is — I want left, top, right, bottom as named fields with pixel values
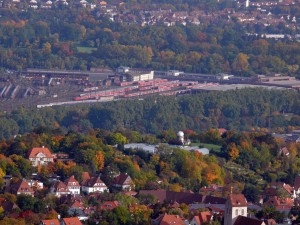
left=94, top=150, right=105, bottom=171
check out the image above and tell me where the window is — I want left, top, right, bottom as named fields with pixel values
left=241, top=209, right=244, bottom=215
left=235, top=209, right=238, bottom=216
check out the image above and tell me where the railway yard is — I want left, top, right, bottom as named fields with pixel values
left=0, top=68, right=300, bottom=111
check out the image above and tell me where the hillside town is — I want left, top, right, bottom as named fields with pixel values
left=0, top=125, right=300, bottom=225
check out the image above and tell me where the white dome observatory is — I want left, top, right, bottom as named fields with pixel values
left=177, top=131, right=184, bottom=144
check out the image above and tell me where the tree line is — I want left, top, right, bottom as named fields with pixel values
left=0, top=89, right=299, bottom=140
left=0, top=8, right=300, bottom=76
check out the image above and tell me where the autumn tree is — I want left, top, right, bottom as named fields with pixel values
left=232, top=53, right=249, bottom=73
left=94, top=150, right=105, bottom=171
left=227, top=142, right=239, bottom=160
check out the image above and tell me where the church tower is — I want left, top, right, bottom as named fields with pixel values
left=224, top=194, right=248, bottom=225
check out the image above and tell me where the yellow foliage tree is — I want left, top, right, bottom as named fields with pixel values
left=168, top=183, right=182, bottom=192
left=227, top=143, right=239, bottom=160
left=94, top=150, right=105, bottom=171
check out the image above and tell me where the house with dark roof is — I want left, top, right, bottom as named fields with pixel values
left=112, top=173, right=134, bottom=191
left=233, top=215, right=265, bottom=225
left=27, top=146, right=54, bottom=167
left=50, top=181, right=70, bottom=197
left=8, top=179, right=34, bottom=196
left=294, top=175, right=300, bottom=197
left=0, top=200, right=19, bottom=215
left=139, top=189, right=203, bottom=204
left=203, top=195, right=227, bottom=204
left=81, top=177, right=108, bottom=194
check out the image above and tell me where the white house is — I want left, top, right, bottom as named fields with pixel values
left=50, top=181, right=70, bottom=197
left=27, top=147, right=54, bottom=167
left=65, top=176, right=80, bottom=195
left=224, top=194, right=247, bottom=225
left=81, top=177, right=108, bottom=194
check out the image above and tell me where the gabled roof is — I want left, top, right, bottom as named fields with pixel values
left=283, top=183, right=294, bottom=194
left=62, top=217, right=82, bottom=225
left=65, top=176, right=80, bottom=187
left=70, top=200, right=83, bottom=209
left=265, top=196, right=294, bottom=207
left=199, top=211, right=212, bottom=223
left=28, top=147, right=53, bottom=158
left=234, top=215, right=265, bottom=225
left=82, top=177, right=107, bottom=188
left=154, top=214, right=185, bottom=225
left=52, top=181, right=69, bottom=192
left=113, top=173, right=132, bottom=186
left=41, top=219, right=60, bottom=225
left=100, top=201, right=119, bottom=210
left=10, top=180, right=34, bottom=194
left=228, top=194, right=247, bottom=207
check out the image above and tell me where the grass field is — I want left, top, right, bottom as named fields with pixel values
left=76, top=46, right=97, bottom=54
left=191, top=142, right=222, bottom=153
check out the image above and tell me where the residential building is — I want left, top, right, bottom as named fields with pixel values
left=190, top=211, right=212, bottom=225
left=81, top=177, right=108, bottom=194
left=234, top=215, right=265, bottom=225
left=61, top=217, right=82, bottom=225
left=27, top=146, right=54, bottom=167
left=8, top=179, right=34, bottom=196
left=100, top=201, right=119, bottom=210
left=112, top=173, right=134, bottom=191
left=50, top=181, right=70, bottom=197
left=41, top=219, right=60, bottom=225
left=65, top=176, right=80, bottom=195
left=224, top=194, right=247, bottom=225
left=152, top=214, right=185, bottom=225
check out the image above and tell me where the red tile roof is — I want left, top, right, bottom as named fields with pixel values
left=10, top=180, right=34, bottom=195
left=199, top=211, right=212, bottom=223
left=100, top=201, right=119, bottom=210
left=28, top=147, right=53, bottom=158
left=52, top=181, right=70, bottom=193
left=154, top=214, right=185, bottom=225
left=265, top=196, right=294, bottom=208
left=70, top=201, right=83, bottom=209
left=62, top=217, right=82, bottom=225
left=65, top=176, right=80, bottom=187
left=218, top=128, right=227, bottom=135
left=41, top=219, right=60, bottom=225
left=229, top=194, right=247, bottom=207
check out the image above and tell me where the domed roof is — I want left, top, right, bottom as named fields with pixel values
left=177, top=131, right=184, bottom=137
